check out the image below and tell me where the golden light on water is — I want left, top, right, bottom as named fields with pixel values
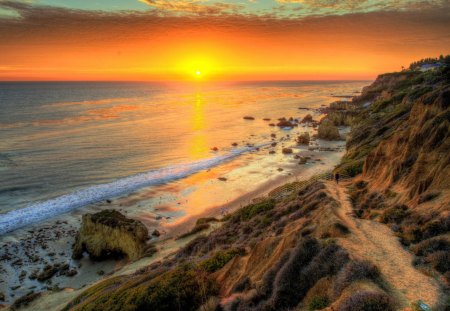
left=188, top=92, right=208, bottom=159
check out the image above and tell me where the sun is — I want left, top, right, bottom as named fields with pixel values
left=195, top=70, right=202, bottom=76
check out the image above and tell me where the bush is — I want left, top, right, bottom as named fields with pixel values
left=178, top=223, right=211, bottom=239
left=200, top=248, right=242, bottom=273
left=308, top=295, right=330, bottom=310
left=334, top=260, right=380, bottom=296
left=380, top=205, right=409, bottom=224
left=411, top=237, right=450, bottom=256
left=235, top=199, right=276, bottom=221
left=338, top=291, right=395, bottom=311
left=270, top=241, right=348, bottom=310
left=337, top=159, right=364, bottom=177
left=426, top=251, right=450, bottom=274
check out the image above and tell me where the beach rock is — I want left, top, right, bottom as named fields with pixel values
left=72, top=210, right=149, bottom=261
left=232, top=142, right=238, bottom=146
left=37, top=264, right=58, bottom=282
left=317, top=120, right=341, bottom=140
left=271, top=142, right=277, bottom=147
left=282, top=148, right=293, bottom=154
left=11, top=291, right=41, bottom=310
left=269, top=123, right=275, bottom=126
left=296, top=132, right=310, bottom=145
left=218, top=177, right=227, bottom=181
left=329, top=100, right=352, bottom=110
left=271, top=133, right=276, bottom=138
left=211, top=147, right=218, bottom=151
left=243, top=116, right=255, bottom=120
left=263, top=118, right=271, bottom=121
left=301, top=114, right=313, bottom=123
left=298, top=157, right=308, bottom=164
left=152, top=229, right=161, bottom=237
left=276, top=120, right=296, bottom=128
left=269, top=150, right=276, bottom=154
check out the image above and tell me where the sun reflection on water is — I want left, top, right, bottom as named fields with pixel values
left=188, top=92, right=209, bottom=160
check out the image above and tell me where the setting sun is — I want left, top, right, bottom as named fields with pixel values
left=195, top=70, right=201, bottom=76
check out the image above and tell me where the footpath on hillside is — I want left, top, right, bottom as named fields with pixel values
left=325, top=181, right=442, bottom=309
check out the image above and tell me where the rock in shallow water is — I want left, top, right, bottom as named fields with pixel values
left=72, top=210, right=149, bottom=261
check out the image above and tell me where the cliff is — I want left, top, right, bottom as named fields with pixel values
left=63, top=61, right=450, bottom=311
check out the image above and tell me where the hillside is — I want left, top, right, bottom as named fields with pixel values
left=54, top=64, right=450, bottom=311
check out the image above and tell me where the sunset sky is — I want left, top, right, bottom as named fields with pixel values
left=0, top=0, right=449, bottom=81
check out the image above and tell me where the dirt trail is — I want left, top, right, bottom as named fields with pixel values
left=325, top=181, right=442, bottom=309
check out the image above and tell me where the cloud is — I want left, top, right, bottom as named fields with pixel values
left=0, top=0, right=449, bottom=80
left=138, top=0, right=242, bottom=14
left=275, top=0, right=449, bottom=14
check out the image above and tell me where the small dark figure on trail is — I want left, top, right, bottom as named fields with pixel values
left=335, top=172, right=340, bottom=184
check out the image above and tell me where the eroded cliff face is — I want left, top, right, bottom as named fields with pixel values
left=363, top=85, right=449, bottom=201
left=72, top=210, right=150, bottom=261
left=345, top=66, right=450, bottom=288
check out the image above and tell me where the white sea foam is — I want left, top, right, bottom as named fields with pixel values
left=0, top=146, right=260, bottom=236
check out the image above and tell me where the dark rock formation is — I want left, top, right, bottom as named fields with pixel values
left=318, top=120, right=341, bottom=140
left=301, top=114, right=313, bottom=123
left=297, top=132, right=310, bottom=145
left=72, top=210, right=149, bottom=261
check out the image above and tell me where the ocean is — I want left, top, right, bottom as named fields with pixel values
left=0, top=80, right=367, bottom=235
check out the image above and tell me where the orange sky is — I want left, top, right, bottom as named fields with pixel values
left=0, top=1, right=449, bottom=81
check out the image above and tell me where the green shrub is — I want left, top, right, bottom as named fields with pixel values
left=308, top=295, right=330, bottom=310
left=200, top=248, right=242, bottom=273
left=380, top=205, right=409, bottom=224
left=235, top=199, right=276, bottom=221
left=334, top=260, right=380, bottom=296
left=337, top=159, right=364, bottom=177
left=411, top=237, right=450, bottom=256
left=338, top=291, right=395, bottom=311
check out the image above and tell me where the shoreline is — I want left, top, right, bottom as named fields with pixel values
left=5, top=136, right=347, bottom=310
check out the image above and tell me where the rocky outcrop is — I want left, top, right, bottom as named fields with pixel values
left=72, top=210, right=149, bottom=261
left=318, top=120, right=341, bottom=140
left=277, top=119, right=296, bottom=128
left=301, top=114, right=313, bottom=123
left=296, top=132, right=310, bottom=145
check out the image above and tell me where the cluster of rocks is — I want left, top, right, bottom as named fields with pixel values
left=29, top=263, right=77, bottom=282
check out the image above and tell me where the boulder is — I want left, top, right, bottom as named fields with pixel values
left=297, top=132, right=310, bottom=145
left=318, top=120, right=341, bottom=140
left=282, top=148, right=293, bottom=154
left=301, top=114, right=313, bottom=123
left=243, top=116, right=255, bottom=120
left=72, top=210, right=149, bottom=261
left=276, top=120, right=296, bottom=128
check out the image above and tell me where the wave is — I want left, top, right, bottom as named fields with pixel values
left=0, top=145, right=261, bottom=236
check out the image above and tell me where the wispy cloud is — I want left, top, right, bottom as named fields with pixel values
left=138, top=0, right=242, bottom=14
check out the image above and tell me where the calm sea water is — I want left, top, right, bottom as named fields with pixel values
left=0, top=81, right=367, bottom=234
